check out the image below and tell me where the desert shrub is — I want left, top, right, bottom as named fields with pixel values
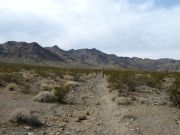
left=146, top=72, right=166, bottom=89
left=106, top=70, right=166, bottom=93
left=33, top=91, right=57, bottom=103
left=6, top=83, right=17, bottom=91
left=170, top=74, right=180, bottom=106
left=21, top=83, right=31, bottom=93
left=53, top=82, right=70, bottom=101
left=9, top=108, right=42, bottom=127
left=106, top=70, right=138, bottom=92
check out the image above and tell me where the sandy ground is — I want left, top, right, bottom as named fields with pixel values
left=0, top=75, right=180, bottom=135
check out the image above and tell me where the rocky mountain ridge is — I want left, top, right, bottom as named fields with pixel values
left=0, top=41, right=179, bottom=71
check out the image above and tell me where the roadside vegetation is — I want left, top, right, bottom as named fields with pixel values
left=0, top=62, right=180, bottom=134
left=105, top=70, right=166, bottom=91
left=0, top=62, right=100, bottom=102
left=105, top=70, right=180, bottom=107
left=170, top=73, right=180, bottom=106
left=0, top=62, right=180, bottom=107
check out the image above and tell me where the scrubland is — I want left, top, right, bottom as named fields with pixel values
left=0, top=62, right=180, bottom=135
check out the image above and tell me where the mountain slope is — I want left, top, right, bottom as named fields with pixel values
left=46, top=46, right=180, bottom=70
left=0, top=41, right=62, bottom=62
left=46, top=46, right=122, bottom=66
left=0, top=41, right=180, bottom=71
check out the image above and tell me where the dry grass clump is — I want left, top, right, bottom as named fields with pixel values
left=34, top=81, right=71, bottom=103
left=6, top=83, right=17, bottom=91
left=53, top=82, right=71, bottom=102
left=33, top=91, right=57, bottom=103
left=9, top=108, right=42, bottom=127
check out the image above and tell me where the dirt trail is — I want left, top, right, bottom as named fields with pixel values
left=40, top=75, right=126, bottom=135
left=55, top=74, right=180, bottom=135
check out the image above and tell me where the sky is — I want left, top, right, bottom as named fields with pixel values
left=0, top=0, right=180, bottom=59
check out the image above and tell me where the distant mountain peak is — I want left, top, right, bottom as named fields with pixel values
left=47, top=45, right=64, bottom=53
left=52, top=45, right=60, bottom=49
left=30, top=42, right=40, bottom=46
left=4, top=41, right=25, bottom=46
left=3, top=41, right=40, bottom=47
left=0, top=41, right=62, bottom=62
left=5, top=41, right=16, bottom=45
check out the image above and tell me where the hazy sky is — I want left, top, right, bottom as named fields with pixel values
left=0, top=0, right=180, bottom=59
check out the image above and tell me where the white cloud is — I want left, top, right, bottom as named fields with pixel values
left=0, top=0, right=180, bottom=59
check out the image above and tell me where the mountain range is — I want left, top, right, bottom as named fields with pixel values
left=0, top=41, right=179, bottom=71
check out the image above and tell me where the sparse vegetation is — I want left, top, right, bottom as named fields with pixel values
left=105, top=70, right=180, bottom=107
left=33, top=91, right=58, bottom=103
left=0, top=61, right=180, bottom=108
left=106, top=70, right=166, bottom=92
left=170, top=73, right=180, bottom=106
left=0, top=62, right=100, bottom=94
left=53, top=82, right=71, bottom=102
left=9, top=108, right=42, bottom=127
left=0, top=61, right=180, bottom=134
